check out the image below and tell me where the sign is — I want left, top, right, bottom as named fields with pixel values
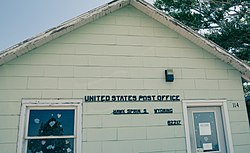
left=199, top=123, right=212, bottom=136
left=85, top=95, right=180, bottom=102
left=203, top=143, right=213, bottom=151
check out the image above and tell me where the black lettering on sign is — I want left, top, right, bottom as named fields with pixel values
left=127, top=109, right=149, bottom=114
left=167, top=120, right=181, bottom=126
left=85, top=95, right=181, bottom=102
left=112, top=109, right=149, bottom=115
left=113, top=109, right=125, bottom=115
left=154, top=108, right=173, bottom=114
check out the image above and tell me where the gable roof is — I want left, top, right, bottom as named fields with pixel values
left=1, top=0, right=249, bottom=81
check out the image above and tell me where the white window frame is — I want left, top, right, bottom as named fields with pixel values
left=17, top=99, right=82, bottom=153
left=183, top=99, right=234, bottom=153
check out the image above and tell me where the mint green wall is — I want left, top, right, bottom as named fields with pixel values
left=0, top=5, right=249, bottom=153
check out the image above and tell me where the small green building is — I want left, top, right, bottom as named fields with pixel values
left=0, top=0, right=250, bottom=153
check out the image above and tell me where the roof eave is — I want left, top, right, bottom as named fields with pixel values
left=0, top=0, right=130, bottom=65
left=1, top=0, right=249, bottom=81
left=130, top=0, right=250, bottom=81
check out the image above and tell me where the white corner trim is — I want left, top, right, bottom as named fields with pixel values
left=182, top=101, right=191, bottom=153
left=182, top=99, right=234, bottom=153
left=221, top=102, right=234, bottom=153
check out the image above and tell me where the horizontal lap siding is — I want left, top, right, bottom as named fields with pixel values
left=0, top=5, right=248, bottom=153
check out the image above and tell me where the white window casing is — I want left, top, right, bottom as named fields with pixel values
left=17, top=99, right=82, bottom=153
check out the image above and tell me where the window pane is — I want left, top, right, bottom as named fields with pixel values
left=27, top=138, right=74, bottom=153
left=193, top=112, right=219, bottom=152
left=28, top=110, right=74, bottom=136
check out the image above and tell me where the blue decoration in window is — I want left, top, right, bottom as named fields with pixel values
left=27, top=109, right=75, bottom=153
left=28, top=110, right=75, bottom=136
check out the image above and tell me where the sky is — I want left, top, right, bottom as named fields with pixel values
left=0, top=0, right=154, bottom=52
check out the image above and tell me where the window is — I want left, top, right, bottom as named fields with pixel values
left=17, top=99, right=82, bottom=153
